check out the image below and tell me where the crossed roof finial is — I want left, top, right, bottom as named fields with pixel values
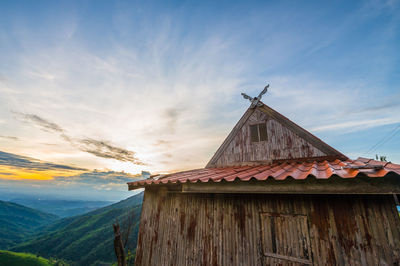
left=241, top=84, right=269, bottom=108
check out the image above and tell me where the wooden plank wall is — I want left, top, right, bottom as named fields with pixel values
left=212, top=109, right=326, bottom=167
left=135, top=190, right=400, bottom=266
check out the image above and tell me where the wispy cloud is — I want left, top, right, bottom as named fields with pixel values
left=55, top=170, right=143, bottom=186
left=13, top=112, right=145, bottom=165
left=0, top=172, right=15, bottom=176
left=0, top=149, right=148, bottom=198
left=311, top=118, right=399, bottom=133
left=265, top=76, right=400, bottom=134
left=163, top=107, right=182, bottom=134
left=0, top=135, right=19, bottom=141
left=0, top=150, right=86, bottom=172
left=76, top=138, right=145, bottom=165
left=14, top=112, right=64, bottom=133
left=153, top=139, right=172, bottom=146
left=0, top=159, right=146, bottom=200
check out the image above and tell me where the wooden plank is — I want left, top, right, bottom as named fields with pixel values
left=206, top=108, right=255, bottom=168
left=259, top=105, right=347, bottom=159
left=135, top=192, right=400, bottom=265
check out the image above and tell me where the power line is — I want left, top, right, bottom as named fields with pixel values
left=364, top=123, right=400, bottom=156
left=371, top=125, right=400, bottom=153
left=365, top=125, right=398, bottom=154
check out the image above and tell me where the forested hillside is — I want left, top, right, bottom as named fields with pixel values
left=13, top=192, right=143, bottom=265
left=0, top=201, right=58, bottom=249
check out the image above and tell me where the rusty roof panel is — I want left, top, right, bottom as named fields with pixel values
left=127, top=157, right=400, bottom=189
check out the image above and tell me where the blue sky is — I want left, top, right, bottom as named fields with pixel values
left=0, top=0, right=399, bottom=199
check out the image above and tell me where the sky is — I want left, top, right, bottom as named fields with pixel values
left=0, top=0, right=399, bottom=200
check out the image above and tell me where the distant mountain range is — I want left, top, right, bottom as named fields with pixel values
left=11, top=198, right=113, bottom=218
left=0, top=200, right=58, bottom=249
left=12, top=192, right=143, bottom=265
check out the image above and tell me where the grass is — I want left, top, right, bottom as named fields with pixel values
left=0, top=250, right=68, bottom=266
left=0, top=250, right=54, bottom=266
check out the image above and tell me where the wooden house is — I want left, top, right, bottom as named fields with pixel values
left=128, top=97, right=400, bottom=265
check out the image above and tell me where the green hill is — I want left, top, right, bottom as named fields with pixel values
left=0, top=250, right=55, bottom=266
left=0, top=201, right=59, bottom=249
left=13, top=192, right=143, bottom=265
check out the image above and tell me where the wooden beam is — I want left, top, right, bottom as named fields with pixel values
left=180, top=174, right=400, bottom=194
left=128, top=182, right=182, bottom=191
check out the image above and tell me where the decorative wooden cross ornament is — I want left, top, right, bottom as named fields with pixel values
left=241, top=84, right=269, bottom=108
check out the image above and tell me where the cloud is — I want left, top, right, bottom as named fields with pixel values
left=53, top=170, right=146, bottom=192
left=0, top=150, right=148, bottom=196
left=163, top=153, right=172, bottom=158
left=153, top=139, right=172, bottom=146
left=76, top=138, right=145, bottom=165
left=13, top=112, right=144, bottom=165
left=14, top=112, right=65, bottom=133
left=0, top=168, right=147, bottom=200
left=0, top=135, right=19, bottom=141
left=163, top=107, right=182, bottom=133
left=2, top=0, right=400, bottom=171
left=350, top=97, right=400, bottom=115
left=0, top=150, right=86, bottom=172
left=265, top=76, right=400, bottom=135
left=311, top=118, right=400, bottom=133
left=55, top=170, right=141, bottom=184
left=0, top=172, right=15, bottom=176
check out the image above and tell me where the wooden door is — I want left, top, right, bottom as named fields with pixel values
left=260, top=213, right=313, bottom=265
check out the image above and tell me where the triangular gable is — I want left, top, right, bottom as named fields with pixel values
left=206, top=102, right=347, bottom=168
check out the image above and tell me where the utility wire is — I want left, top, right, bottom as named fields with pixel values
left=365, top=123, right=400, bottom=156
left=370, top=125, right=400, bottom=153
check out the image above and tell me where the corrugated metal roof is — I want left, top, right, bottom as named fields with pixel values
left=128, top=157, right=400, bottom=189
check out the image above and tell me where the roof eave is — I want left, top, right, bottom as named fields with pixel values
left=128, top=173, right=400, bottom=194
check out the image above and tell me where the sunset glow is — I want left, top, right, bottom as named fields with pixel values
left=0, top=0, right=399, bottom=199
left=0, top=165, right=84, bottom=181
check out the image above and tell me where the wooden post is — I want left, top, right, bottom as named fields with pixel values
left=113, top=221, right=127, bottom=266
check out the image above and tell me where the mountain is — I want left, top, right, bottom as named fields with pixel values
left=13, top=192, right=144, bottom=265
left=11, top=198, right=113, bottom=218
left=0, top=201, right=58, bottom=249
left=0, top=250, right=66, bottom=266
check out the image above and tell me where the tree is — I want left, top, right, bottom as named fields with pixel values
left=113, top=210, right=136, bottom=266
left=375, top=154, right=388, bottom=162
left=113, top=222, right=127, bottom=266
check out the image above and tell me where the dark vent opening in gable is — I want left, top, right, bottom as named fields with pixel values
left=250, top=124, right=259, bottom=142
left=259, top=123, right=267, bottom=141
left=250, top=123, right=268, bottom=142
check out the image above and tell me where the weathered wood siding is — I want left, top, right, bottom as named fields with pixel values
left=212, top=109, right=326, bottom=167
left=135, top=190, right=400, bottom=265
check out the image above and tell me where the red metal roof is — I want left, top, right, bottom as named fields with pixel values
left=128, top=158, right=400, bottom=189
